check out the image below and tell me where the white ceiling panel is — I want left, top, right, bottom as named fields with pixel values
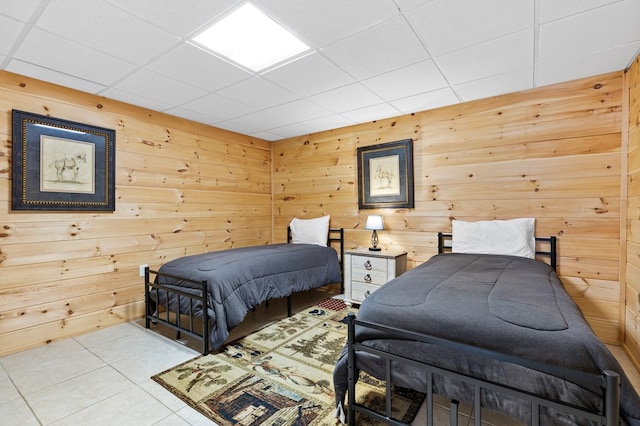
left=539, top=0, right=640, bottom=64
left=146, top=43, right=252, bottom=92
left=0, top=1, right=638, bottom=141
left=454, top=68, right=534, bottom=103
left=437, top=30, right=534, bottom=85
left=406, top=0, right=533, bottom=56
left=0, top=15, right=25, bottom=55
left=216, top=77, right=299, bottom=110
left=309, top=83, right=384, bottom=114
left=254, top=0, right=399, bottom=47
left=538, top=0, right=619, bottom=23
left=109, top=69, right=206, bottom=106
left=6, top=59, right=107, bottom=94
left=35, top=0, right=180, bottom=66
left=537, top=42, right=640, bottom=87
left=363, top=59, right=448, bottom=101
left=179, top=92, right=256, bottom=122
left=341, top=103, right=402, bottom=123
left=262, top=52, right=355, bottom=97
left=103, top=0, right=231, bottom=37
left=321, top=15, right=429, bottom=80
left=390, top=87, right=460, bottom=114
left=14, top=28, right=136, bottom=85
left=0, top=0, right=42, bottom=22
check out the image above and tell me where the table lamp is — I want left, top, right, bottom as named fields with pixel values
left=365, top=215, right=384, bottom=251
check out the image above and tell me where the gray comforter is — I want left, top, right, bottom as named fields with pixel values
left=154, top=243, right=342, bottom=350
left=333, top=253, right=640, bottom=425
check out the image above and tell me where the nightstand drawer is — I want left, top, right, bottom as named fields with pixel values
left=351, top=282, right=381, bottom=301
left=350, top=255, right=388, bottom=272
left=351, top=269, right=388, bottom=286
left=343, top=250, right=407, bottom=304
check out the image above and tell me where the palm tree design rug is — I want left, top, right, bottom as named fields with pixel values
left=151, top=298, right=424, bottom=425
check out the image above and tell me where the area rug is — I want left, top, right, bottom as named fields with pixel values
left=152, top=298, right=425, bottom=425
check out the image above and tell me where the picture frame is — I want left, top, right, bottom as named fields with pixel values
left=11, top=109, right=116, bottom=211
left=357, top=139, right=414, bottom=209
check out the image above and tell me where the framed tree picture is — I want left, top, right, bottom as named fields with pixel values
left=12, top=109, right=116, bottom=211
left=357, top=139, right=414, bottom=209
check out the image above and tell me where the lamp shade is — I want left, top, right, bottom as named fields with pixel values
left=365, top=215, right=384, bottom=231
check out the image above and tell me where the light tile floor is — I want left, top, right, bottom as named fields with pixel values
left=2, top=289, right=639, bottom=425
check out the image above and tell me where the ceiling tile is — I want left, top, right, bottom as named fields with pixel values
left=539, top=0, right=640, bottom=64
left=0, top=0, right=42, bottom=21
left=99, top=87, right=173, bottom=112
left=454, top=68, right=534, bottom=103
left=406, top=0, right=533, bottom=56
left=6, top=59, right=107, bottom=94
left=390, top=87, right=459, bottom=114
left=341, top=103, right=402, bottom=123
left=179, top=92, right=256, bottom=122
left=104, top=0, right=236, bottom=37
left=110, top=69, right=206, bottom=106
left=321, top=15, right=430, bottom=80
left=302, top=114, right=356, bottom=133
left=537, top=42, right=640, bottom=86
left=146, top=43, right=252, bottom=92
left=538, top=0, right=619, bottom=23
left=0, top=15, right=25, bottom=55
left=14, top=28, right=136, bottom=85
left=309, top=83, right=383, bottom=113
left=363, top=59, right=448, bottom=101
left=164, top=106, right=225, bottom=127
left=254, top=0, right=399, bottom=47
left=35, top=0, right=180, bottom=65
left=216, top=77, right=299, bottom=110
left=263, top=122, right=317, bottom=139
left=263, top=99, right=332, bottom=122
left=437, top=30, right=534, bottom=85
left=262, top=52, right=355, bottom=97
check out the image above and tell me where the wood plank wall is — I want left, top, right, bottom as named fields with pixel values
left=273, top=71, right=625, bottom=345
left=626, top=56, right=640, bottom=368
left=0, top=70, right=272, bottom=356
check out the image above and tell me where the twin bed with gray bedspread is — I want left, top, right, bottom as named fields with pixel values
left=333, top=249, right=640, bottom=425
left=146, top=231, right=342, bottom=353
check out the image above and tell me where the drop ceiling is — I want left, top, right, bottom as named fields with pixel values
left=1, top=0, right=639, bottom=141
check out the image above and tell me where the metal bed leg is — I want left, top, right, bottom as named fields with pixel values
left=450, top=400, right=459, bottom=426
left=287, top=295, right=292, bottom=317
left=603, top=370, right=620, bottom=426
left=347, top=313, right=356, bottom=425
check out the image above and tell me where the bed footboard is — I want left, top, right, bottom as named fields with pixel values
left=144, top=267, right=211, bottom=355
left=346, top=314, right=621, bottom=426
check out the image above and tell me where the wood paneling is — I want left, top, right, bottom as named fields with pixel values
left=0, top=70, right=272, bottom=356
left=273, top=71, right=625, bottom=345
left=626, top=54, right=640, bottom=369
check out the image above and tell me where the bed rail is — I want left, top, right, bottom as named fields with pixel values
left=437, top=232, right=557, bottom=269
left=346, top=313, right=620, bottom=426
left=144, top=267, right=210, bottom=354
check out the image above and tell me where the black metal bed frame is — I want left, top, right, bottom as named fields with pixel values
left=345, top=233, right=621, bottom=425
left=144, top=228, right=344, bottom=355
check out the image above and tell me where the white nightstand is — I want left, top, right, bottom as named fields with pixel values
left=343, top=250, right=407, bottom=304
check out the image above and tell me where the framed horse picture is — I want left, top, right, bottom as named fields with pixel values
left=11, top=110, right=116, bottom=211
left=357, top=139, right=414, bottom=209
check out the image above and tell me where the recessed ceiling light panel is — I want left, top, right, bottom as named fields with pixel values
left=192, top=3, right=310, bottom=72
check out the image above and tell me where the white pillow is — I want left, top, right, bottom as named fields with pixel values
left=452, top=218, right=535, bottom=259
left=289, top=215, right=330, bottom=246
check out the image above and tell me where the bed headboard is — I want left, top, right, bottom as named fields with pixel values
left=437, top=232, right=557, bottom=270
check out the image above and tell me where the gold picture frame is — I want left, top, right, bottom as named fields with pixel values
left=12, top=109, right=116, bottom=211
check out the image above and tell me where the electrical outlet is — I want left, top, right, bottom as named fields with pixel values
left=139, top=264, right=148, bottom=277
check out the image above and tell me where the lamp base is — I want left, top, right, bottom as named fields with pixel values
left=368, top=247, right=381, bottom=251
